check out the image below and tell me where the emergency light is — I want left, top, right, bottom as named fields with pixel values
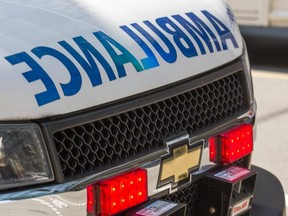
left=87, top=168, right=148, bottom=216
left=209, top=124, right=253, bottom=164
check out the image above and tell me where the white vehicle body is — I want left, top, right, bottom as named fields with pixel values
left=0, top=0, right=242, bottom=120
left=0, top=1, right=285, bottom=216
left=227, top=0, right=288, bottom=27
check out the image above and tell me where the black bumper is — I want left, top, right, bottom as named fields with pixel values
left=251, top=165, right=286, bottom=216
left=132, top=165, right=286, bottom=216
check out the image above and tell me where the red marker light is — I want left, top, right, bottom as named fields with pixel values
left=87, top=185, right=96, bottom=214
left=209, top=137, right=217, bottom=162
left=209, top=124, right=253, bottom=164
left=87, top=169, right=147, bottom=216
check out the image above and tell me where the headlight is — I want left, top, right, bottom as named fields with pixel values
left=0, top=124, right=53, bottom=190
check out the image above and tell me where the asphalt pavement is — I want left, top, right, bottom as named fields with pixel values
left=252, top=69, right=288, bottom=191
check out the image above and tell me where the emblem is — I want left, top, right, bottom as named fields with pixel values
left=158, top=133, right=203, bottom=190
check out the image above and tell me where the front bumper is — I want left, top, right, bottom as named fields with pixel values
left=251, top=166, right=286, bottom=216
left=0, top=165, right=285, bottom=216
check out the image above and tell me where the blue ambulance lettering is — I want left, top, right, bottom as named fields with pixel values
left=120, top=25, right=160, bottom=70
left=59, top=36, right=116, bottom=87
left=32, top=46, right=82, bottom=97
left=5, top=10, right=239, bottom=106
left=172, top=12, right=222, bottom=54
left=94, top=31, right=144, bottom=77
left=5, top=52, right=60, bottom=106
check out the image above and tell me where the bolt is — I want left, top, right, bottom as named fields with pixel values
left=209, top=207, right=216, bottom=215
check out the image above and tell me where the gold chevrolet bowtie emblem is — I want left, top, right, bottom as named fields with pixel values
left=161, top=145, right=201, bottom=182
left=158, top=135, right=203, bottom=189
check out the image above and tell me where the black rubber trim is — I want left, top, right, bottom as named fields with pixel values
left=251, top=165, right=286, bottom=216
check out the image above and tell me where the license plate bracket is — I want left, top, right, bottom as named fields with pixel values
left=200, top=166, right=257, bottom=216
left=127, top=200, right=186, bottom=216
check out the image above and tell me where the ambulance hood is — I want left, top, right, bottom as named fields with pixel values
left=0, top=0, right=243, bottom=120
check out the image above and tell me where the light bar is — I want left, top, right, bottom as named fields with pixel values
left=87, top=168, right=148, bottom=216
left=209, top=124, right=253, bottom=164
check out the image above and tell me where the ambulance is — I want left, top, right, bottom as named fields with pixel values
left=0, top=0, right=285, bottom=215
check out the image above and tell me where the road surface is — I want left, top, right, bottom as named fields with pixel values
left=252, top=68, right=288, bottom=211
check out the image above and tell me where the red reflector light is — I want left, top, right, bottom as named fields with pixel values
left=209, top=124, right=253, bottom=164
left=87, top=185, right=96, bottom=214
left=87, top=169, right=148, bottom=216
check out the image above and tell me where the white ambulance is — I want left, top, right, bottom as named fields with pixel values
left=0, top=0, right=285, bottom=216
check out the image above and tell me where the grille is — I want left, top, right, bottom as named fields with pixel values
left=163, top=180, right=202, bottom=216
left=53, top=71, right=249, bottom=180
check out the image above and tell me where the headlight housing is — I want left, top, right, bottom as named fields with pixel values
left=0, top=124, right=53, bottom=190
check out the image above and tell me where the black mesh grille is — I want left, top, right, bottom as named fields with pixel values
left=163, top=180, right=202, bottom=216
left=53, top=71, right=249, bottom=180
